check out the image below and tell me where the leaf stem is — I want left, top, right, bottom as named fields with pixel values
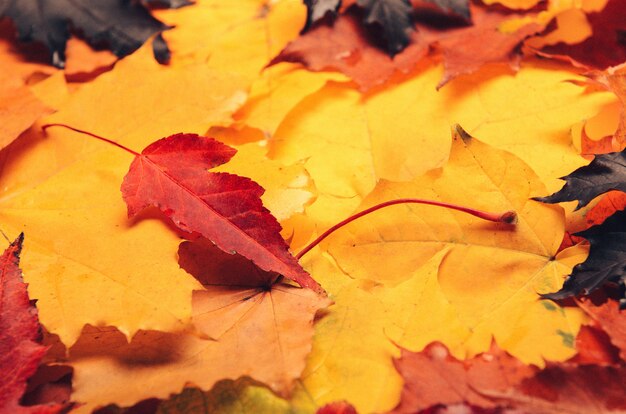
left=42, top=123, right=140, bottom=156
left=295, top=199, right=517, bottom=260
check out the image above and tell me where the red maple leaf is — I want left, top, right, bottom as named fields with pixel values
left=121, top=133, right=323, bottom=293
left=0, top=234, right=65, bottom=414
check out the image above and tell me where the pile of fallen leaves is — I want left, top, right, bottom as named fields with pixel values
left=1, top=0, right=626, bottom=413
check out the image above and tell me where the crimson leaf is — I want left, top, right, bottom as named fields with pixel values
left=121, top=133, right=323, bottom=293
left=542, top=209, right=626, bottom=309
left=0, top=234, right=65, bottom=414
left=0, top=0, right=171, bottom=68
left=534, top=150, right=626, bottom=210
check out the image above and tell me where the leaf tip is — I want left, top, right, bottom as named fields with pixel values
left=451, top=124, right=472, bottom=143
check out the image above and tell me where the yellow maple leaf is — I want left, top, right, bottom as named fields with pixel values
left=294, top=127, right=587, bottom=413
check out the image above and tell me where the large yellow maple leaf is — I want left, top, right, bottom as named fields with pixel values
left=295, top=127, right=587, bottom=413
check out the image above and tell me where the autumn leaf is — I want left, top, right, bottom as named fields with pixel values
left=0, top=234, right=65, bottom=414
left=390, top=342, right=626, bottom=414
left=270, top=3, right=542, bottom=90
left=505, top=364, right=626, bottom=413
left=0, top=71, right=51, bottom=150
left=0, top=44, right=251, bottom=345
left=0, top=0, right=172, bottom=67
left=535, top=149, right=626, bottom=210
left=582, top=64, right=626, bottom=145
left=316, top=401, right=358, bottom=414
left=324, top=126, right=585, bottom=364
left=61, top=239, right=329, bottom=412
left=544, top=209, right=626, bottom=307
left=539, top=0, right=626, bottom=70
left=577, top=295, right=626, bottom=361
left=121, top=132, right=322, bottom=292
left=153, top=0, right=305, bottom=82
left=389, top=342, right=535, bottom=413
left=357, top=0, right=414, bottom=55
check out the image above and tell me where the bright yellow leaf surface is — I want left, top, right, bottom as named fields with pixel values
left=291, top=129, right=588, bottom=413
left=237, top=64, right=349, bottom=137
left=262, top=59, right=611, bottom=240
left=325, top=127, right=585, bottom=362
left=362, top=60, right=614, bottom=192
left=269, top=82, right=379, bottom=227
left=155, top=0, right=305, bottom=82
left=0, top=148, right=202, bottom=345
left=45, top=44, right=248, bottom=151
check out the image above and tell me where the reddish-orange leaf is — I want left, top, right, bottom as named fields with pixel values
left=0, top=235, right=64, bottom=414
left=577, top=296, right=626, bottom=361
left=121, top=133, right=323, bottom=292
left=392, top=341, right=626, bottom=414
left=270, top=3, right=542, bottom=90
left=389, top=342, right=535, bottom=413
left=569, top=324, right=620, bottom=366
left=585, top=191, right=626, bottom=229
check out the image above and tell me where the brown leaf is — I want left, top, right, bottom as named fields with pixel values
left=389, top=342, right=535, bottom=413
left=392, top=341, right=626, bottom=414
left=270, top=3, right=542, bottom=90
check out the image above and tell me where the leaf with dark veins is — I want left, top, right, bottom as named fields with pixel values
left=121, top=133, right=323, bottom=293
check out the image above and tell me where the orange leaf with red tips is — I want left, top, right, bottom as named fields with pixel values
left=0, top=234, right=65, bottom=414
left=121, top=133, right=322, bottom=293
